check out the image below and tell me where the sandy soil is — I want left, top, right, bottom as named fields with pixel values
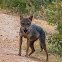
left=0, top=13, right=58, bottom=62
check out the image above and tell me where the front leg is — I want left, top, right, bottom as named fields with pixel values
left=25, top=39, right=30, bottom=57
left=19, top=36, right=22, bottom=56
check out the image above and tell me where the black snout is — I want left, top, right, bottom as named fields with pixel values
left=24, top=29, right=28, bottom=33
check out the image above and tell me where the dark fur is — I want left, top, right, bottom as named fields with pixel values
left=19, top=16, right=48, bottom=61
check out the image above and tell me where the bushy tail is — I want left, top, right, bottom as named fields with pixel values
left=40, top=42, right=43, bottom=51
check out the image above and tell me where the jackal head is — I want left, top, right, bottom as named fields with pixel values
left=20, top=15, right=33, bottom=33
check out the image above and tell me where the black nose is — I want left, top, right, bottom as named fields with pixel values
left=24, top=29, right=27, bottom=33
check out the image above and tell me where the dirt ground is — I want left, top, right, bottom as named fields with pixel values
left=0, top=12, right=61, bottom=62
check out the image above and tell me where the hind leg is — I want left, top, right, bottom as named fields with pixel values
left=42, top=43, right=48, bottom=61
left=40, top=39, right=48, bottom=61
left=29, top=42, right=35, bottom=56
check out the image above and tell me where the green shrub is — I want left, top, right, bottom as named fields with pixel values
left=45, top=2, right=62, bottom=24
left=48, top=33, right=62, bottom=52
left=57, top=22, right=62, bottom=35
left=0, top=0, right=27, bottom=13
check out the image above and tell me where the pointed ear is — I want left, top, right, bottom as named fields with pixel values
left=29, top=15, right=33, bottom=21
left=20, top=15, right=23, bottom=20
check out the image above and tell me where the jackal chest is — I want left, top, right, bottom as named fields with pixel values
left=29, top=32, right=40, bottom=41
left=23, top=34, right=29, bottom=38
left=20, top=30, right=40, bottom=41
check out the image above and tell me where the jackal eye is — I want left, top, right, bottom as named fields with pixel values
left=27, top=22, right=31, bottom=25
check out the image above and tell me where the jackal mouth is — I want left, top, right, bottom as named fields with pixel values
left=24, top=29, right=28, bottom=33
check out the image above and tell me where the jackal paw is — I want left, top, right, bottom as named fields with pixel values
left=25, top=54, right=29, bottom=57
left=18, top=54, right=21, bottom=56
